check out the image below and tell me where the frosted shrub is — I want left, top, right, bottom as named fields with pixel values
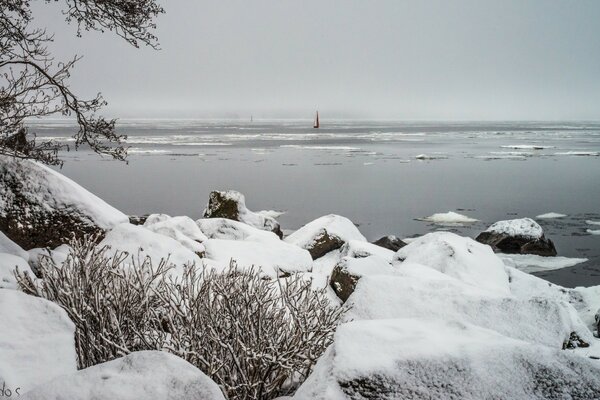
left=16, top=236, right=345, bottom=400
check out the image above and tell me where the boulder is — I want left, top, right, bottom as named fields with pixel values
left=285, top=215, right=366, bottom=260
left=0, top=231, right=29, bottom=260
left=329, top=256, right=393, bottom=302
left=476, top=217, right=557, bottom=256
left=340, top=240, right=395, bottom=262
left=20, top=351, right=225, bottom=400
left=203, top=190, right=283, bottom=238
left=371, top=235, right=407, bottom=252
left=197, top=217, right=279, bottom=242
left=0, top=156, right=128, bottom=249
left=0, top=289, right=77, bottom=394
left=143, top=214, right=207, bottom=255
left=292, top=319, right=600, bottom=400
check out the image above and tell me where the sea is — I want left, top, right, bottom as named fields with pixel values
left=31, top=119, right=600, bottom=288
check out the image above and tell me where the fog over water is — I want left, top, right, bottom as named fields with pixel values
left=30, top=0, right=600, bottom=120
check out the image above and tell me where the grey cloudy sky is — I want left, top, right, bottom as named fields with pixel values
left=33, top=0, right=600, bottom=120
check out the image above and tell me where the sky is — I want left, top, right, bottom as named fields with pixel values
left=31, top=0, right=600, bottom=120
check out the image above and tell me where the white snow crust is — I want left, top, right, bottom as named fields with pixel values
left=484, top=217, right=544, bottom=239
left=0, top=253, right=33, bottom=289
left=143, top=214, right=207, bottom=254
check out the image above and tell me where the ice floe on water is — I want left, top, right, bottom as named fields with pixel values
left=555, top=151, right=600, bottom=156
left=500, top=254, right=588, bottom=273
left=417, top=211, right=478, bottom=225
left=536, top=212, right=567, bottom=219
left=588, top=229, right=600, bottom=235
left=414, top=153, right=448, bottom=160
left=280, top=145, right=361, bottom=151
left=501, top=144, right=556, bottom=150
left=587, top=220, right=600, bottom=226
left=128, top=148, right=172, bottom=154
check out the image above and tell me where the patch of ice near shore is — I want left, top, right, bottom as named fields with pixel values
left=586, top=220, right=600, bottom=226
left=484, top=217, right=544, bottom=239
left=203, top=238, right=313, bottom=277
left=0, top=289, right=77, bottom=394
left=98, top=223, right=202, bottom=275
left=500, top=254, right=587, bottom=273
left=536, top=212, right=567, bottom=219
left=0, top=253, right=33, bottom=290
left=20, top=351, right=225, bottom=400
left=418, top=211, right=478, bottom=225
left=414, top=153, right=447, bottom=160
left=588, top=229, right=600, bottom=235
left=292, top=318, right=600, bottom=400
left=555, top=151, right=600, bottom=156
left=394, top=232, right=510, bottom=295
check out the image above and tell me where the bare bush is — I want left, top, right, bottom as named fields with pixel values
left=17, top=236, right=345, bottom=400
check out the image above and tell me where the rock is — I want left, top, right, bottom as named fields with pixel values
left=394, top=232, right=510, bottom=295
left=0, top=289, right=77, bottom=394
left=98, top=223, right=202, bottom=276
left=20, top=351, right=226, bottom=400
left=0, top=156, right=128, bottom=249
left=476, top=217, right=557, bottom=256
left=330, top=256, right=393, bottom=302
left=371, top=235, right=407, bottom=252
left=128, top=215, right=150, bottom=225
left=285, top=215, right=367, bottom=260
left=0, top=253, right=34, bottom=290
left=0, top=231, right=29, bottom=261
left=292, top=319, right=600, bottom=400
left=203, top=190, right=283, bottom=238
left=143, top=214, right=207, bottom=255
left=203, top=237, right=313, bottom=278
left=197, top=217, right=279, bottom=242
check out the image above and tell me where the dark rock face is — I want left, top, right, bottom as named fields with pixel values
left=308, top=229, right=345, bottom=259
left=203, top=191, right=240, bottom=220
left=128, top=215, right=150, bottom=226
left=372, top=235, right=407, bottom=252
left=330, top=263, right=360, bottom=302
left=475, top=231, right=557, bottom=257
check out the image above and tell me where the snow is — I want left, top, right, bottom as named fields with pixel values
left=0, top=156, right=128, bottom=229
left=143, top=214, right=207, bottom=254
left=418, top=211, right=478, bottom=224
left=20, top=351, right=225, bottom=400
left=500, top=253, right=587, bottom=273
left=285, top=214, right=366, bottom=249
left=484, top=217, right=544, bottom=239
left=0, top=253, right=34, bottom=290
left=335, top=255, right=395, bottom=279
left=292, top=318, right=600, bottom=400
left=501, top=144, right=555, bottom=149
left=586, top=220, right=600, bottom=226
left=555, top=151, right=600, bottom=156
left=588, top=229, right=600, bottom=235
left=197, top=217, right=279, bottom=242
left=98, top=223, right=202, bottom=275
left=536, top=212, right=567, bottom=219
left=0, top=289, right=77, bottom=394
left=203, top=238, right=312, bottom=277
left=339, top=240, right=395, bottom=262
left=394, top=232, right=510, bottom=295
left=414, top=153, right=447, bottom=160
left=0, top=231, right=29, bottom=261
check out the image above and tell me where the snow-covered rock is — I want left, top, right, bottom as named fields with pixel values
left=371, top=235, right=406, bottom=252
left=203, top=190, right=283, bottom=238
left=329, top=255, right=394, bottom=302
left=98, top=223, right=201, bottom=275
left=293, top=318, right=600, bottom=400
left=0, top=155, right=128, bottom=249
left=0, top=253, right=33, bottom=289
left=476, top=217, right=557, bottom=256
left=346, top=271, right=591, bottom=349
left=143, top=214, right=207, bottom=254
left=0, top=231, right=29, bottom=260
left=197, top=217, right=280, bottom=242
left=203, top=238, right=312, bottom=277
left=20, top=351, right=225, bottom=400
left=0, top=289, right=77, bottom=394
left=285, top=215, right=366, bottom=260
left=394, top=232, right=510, bottom=295
left=339, top=240, right=395, bottom=262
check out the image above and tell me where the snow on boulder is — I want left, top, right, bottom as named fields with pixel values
left=143, top=214, right=207, bottom=255
left=346, top=271, right=592, bottom=349
left=330, top=255, right=394, bottom=302
left=197, top=217, right=280, bottom=242
left=0, top=253, right=34, bottom=290
left=285, top=215, right=366, bottom=260
left=98, top=223, right=201, bottom=275
left=292, top=318, right=600, bottom=400
left=371, top=235, right=407, bottom=252
left=394, top=232, right=510, bottom=295
left=0, top=231, right=29, bottom=261
left=203, top=190, right=283, bottom=238
left=476, top=217, right=557, bottom=256
left=203, top=238, right=312, bottom=277
left=339, top=240, right=395, bottom=262
left=0, top=156, right=128, bottom=250
left=20, top=351, right=225, bottom=400
left=0, top=289, right=77, bottom=394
